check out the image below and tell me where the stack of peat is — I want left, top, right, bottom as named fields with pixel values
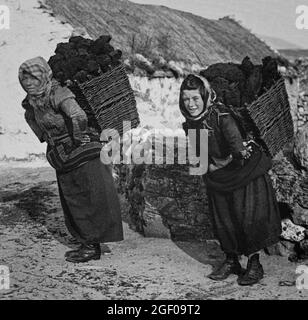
left=48, top=35, right=140, bottom=136
left=201, top=56, right=293, bottom=157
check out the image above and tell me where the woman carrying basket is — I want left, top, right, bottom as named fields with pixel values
left=179, top=74, right=281, bottom=286
left=19, top=56, right=123, bottom=263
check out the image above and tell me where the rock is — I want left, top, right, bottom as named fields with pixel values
left=294, top=123, right=308, bottom=169
left=167, top=60, right=184, bottom=77
left=123, top=58, right=133, bottom=71
left=293, top=203, right=308, bottom=226
left=278, top=66, right=287, bottom=74
left=121, top=150, right=214, bottom=241
left=133, top=67, right=148, bottom=77
left=191, top=63, right=203, bottom=74
left=142, top=204, right=171, bottom=239
left=299, top=179, right=308, bottom=209
left=133, top=54, right=155, bottom=75
left=266, top=240, right=295, bottom=257
left=151, top=70, right=174, bottom=78
left=299, top=239, right=308, bottom=253
left=152, top=56, right=167, bottom=69
left=281, top=218, right=306, bottom=242
left=269, top=157, right=304, bottom=206
left=71, top=27, right=91, bottom=39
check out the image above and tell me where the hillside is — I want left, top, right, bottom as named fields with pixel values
left=279, top=49, right=308, bottom=62
left=44, top=0, right=276, bottom=66
left=258, top=35, right=302, bottom=50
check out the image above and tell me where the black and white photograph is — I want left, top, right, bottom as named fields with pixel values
left=0, top=0, right=308, bottom=302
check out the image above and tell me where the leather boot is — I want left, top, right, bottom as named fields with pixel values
left=237, top=253, right=264, bottom=286
left=65, top=243, right=101, bottom=263
left=208, top=255, right=243, bottom=281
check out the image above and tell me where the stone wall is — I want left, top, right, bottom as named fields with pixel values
left=115, top=137, right=215, bottom=241
left=120, top=164, right=213, bottom=241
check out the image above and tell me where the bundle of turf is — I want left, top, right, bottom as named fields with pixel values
left=48, top=35, right=122, bottom=86
left=200, top=56, right=281, bottom=110
left=48, top=35, right=139, bottom=137
left=201, top=56, right=292, bottom=157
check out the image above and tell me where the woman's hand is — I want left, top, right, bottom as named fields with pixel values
left=75, top=134, right=91, bottom=146
left=42, top=132, right=55, bottom=146
left=80, top=134, right=91, bottom=145
left=240, top=142, right=253, bottom=159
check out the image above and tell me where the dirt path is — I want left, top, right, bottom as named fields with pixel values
left=0, top=165, right=307, bottom=300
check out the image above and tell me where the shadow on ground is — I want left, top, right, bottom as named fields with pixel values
left=174, top=240, right=225, bottom=269
left=0, top=179, right=79, bottom=249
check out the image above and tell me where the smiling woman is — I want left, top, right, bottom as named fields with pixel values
left=179, top=75, right=211, bottom=121
left=179, top=74, right=282, bottom=286
left=182, top=90, right=205, bottom=117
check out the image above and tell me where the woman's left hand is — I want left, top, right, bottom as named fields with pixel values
left=75, top=134, right=91, bottom=146
left=240, top=143, right=253, bottom=159
left=81, top=134, right=91, bottom=145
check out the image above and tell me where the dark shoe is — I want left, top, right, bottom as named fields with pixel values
left=65, top=243, right=101, bottom=263
left=65, top=244, right=83, bottom=258
left=208, top=256, right=243, bottom=281
left=237, top=254, right=264, bottom=286
left=65, top=244, right=111, bottom=258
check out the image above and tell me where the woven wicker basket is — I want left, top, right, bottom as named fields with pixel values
left=69, top=63, right=140, bottom=138
left=247, top=78, right=294, bottom=158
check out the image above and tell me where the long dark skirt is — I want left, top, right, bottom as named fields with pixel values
left=56, top=157, right=123, bottom=244
left=207, top=173, right=281, bottom=256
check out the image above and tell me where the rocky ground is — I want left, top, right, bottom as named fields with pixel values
left=0, top=165, right=307, bottom=300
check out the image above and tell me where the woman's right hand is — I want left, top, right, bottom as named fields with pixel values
left=42, top=132, right=55, bottom=146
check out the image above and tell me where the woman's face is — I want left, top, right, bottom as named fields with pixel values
left=182, top=89, right=204, bottom=117
left=21, top=72, right=42, bottom=95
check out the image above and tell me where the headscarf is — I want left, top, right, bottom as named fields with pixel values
left=179, top=74, right=216, bottom=122
left=18, top=56, right=53, bottom=109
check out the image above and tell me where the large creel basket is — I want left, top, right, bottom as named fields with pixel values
left=246, top=78, right=294, bottom=158
left=69, top=63, right=140, bottom=138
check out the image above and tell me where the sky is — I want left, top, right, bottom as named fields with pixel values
left=131, top=0, right=308, bottom=49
